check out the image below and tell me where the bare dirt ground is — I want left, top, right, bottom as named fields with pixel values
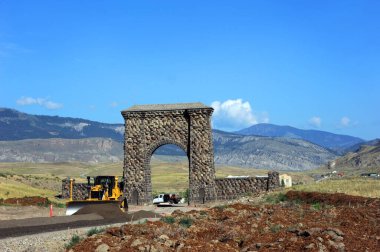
left=0, top=199, right=207, bottom=252
left=1, top=192, right=379, bottom=251
left=71, top=191, right=380, bottom=252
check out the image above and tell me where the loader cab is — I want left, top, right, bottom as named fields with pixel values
left=88, top=176, right=115, bottom=199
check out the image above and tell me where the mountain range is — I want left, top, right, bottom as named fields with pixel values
left=236, top=123, right=364, bottom=154
left=0, top=107, right=374, bottom=171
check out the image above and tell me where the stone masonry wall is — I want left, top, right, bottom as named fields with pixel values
left=122, top=104, right=216, bottom=205
left=61, top=179, right=88, bottom=200
left=215, top=171, right=280, bottom=200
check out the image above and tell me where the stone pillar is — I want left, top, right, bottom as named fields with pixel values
left=188, top=108, right=216, bottom=203
left=267, top=171, right=280, bottom=190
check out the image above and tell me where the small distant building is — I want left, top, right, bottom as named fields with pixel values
left=279, top=174, right=292, bottom=188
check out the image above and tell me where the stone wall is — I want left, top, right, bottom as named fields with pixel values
left=215, top=171, right=279, bottom=200
left=61, top=178, right=88, bottom=200
left=62, top=172, right=280, bottom=203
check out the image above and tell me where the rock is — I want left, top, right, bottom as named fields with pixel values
left=158, top=234, right=169, bottom=243
left=164, top=239, right=175, bottom=248
left=290, top=237, right=298, bottom=242
left=317, top=242, right=328, bottom=252
left=150, top=245, right=159, bottom=252
left=324, top=230, right=343, bottom=241
left=326, top=227, right=344, bottom=237
left=95, top=243, right=109, bottom=252
left=298, top=230, right=311, bottom=237
left=327, top=240, right=345, bottom=252
left=255, top=243, right=262, bottom=249
left=287, top=226, right=299, bottom=233
left=305, top=243, right=315, bottom=249
left=131, top=239, right=143, bottom=247
left=176, top=243, right=185, bottom=252
left=309, top=227, right=322, bottom=235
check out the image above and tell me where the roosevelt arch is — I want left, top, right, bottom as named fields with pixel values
left=121, top=103, right=217, bottom=205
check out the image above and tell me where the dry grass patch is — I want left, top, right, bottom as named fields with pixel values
left=291, top=177, right=380, bottom=198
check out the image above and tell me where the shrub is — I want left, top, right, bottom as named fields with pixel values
left=179, top=189, right=190, bottom=203
left=55, top=202, right=66, bottom=208
left=199, top=210, right=208, bottom=216
left=265, top=193, right=287, bottom=204
left=161, top=216, right=175, bottom=224
left=65, top=234, right=81, bottom=249
left=311, top=202, right=321, bottom=211
left=179, top=217, right=193, bottom=228
left=86, top=227, right=105, bottom=237
left=270, top=224, right=282, bottom=233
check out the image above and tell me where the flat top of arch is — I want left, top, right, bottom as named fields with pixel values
left=122, top=102, right=211, bottom=112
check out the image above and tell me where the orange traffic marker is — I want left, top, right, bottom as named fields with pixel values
left=49, top=204, right=53, bottom=217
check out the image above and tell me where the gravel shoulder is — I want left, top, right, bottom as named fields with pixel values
left=0, top=203, right=206, bottom=251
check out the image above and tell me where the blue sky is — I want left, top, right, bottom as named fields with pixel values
left=0, top=1, right=379, bottom=139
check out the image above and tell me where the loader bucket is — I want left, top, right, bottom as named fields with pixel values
left=66, top=200, right=122, bottom=216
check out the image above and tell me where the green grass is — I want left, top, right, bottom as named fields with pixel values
left=65, top=234, right=81, bottom=249
left=161, top=216, right=175, bottom=224
left=86, top=227, right=105, bottom=237
left=179, top=217, right=193, bottom=228
left=264, top=192, right=288, bottom=204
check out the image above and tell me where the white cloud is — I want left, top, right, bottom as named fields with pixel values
left=308, top=116, right=321, bottom=128
left=340, top=116, right=350, bottom=127
left=211, top=99, right=268, bottom=131
left=16, top=97, right=63, bottom=110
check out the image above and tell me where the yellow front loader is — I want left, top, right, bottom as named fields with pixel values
left=66, top=176, right=127, bottom=215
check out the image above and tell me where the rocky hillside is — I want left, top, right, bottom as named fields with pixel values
left=327, top=142, right=380, bottom=174
left=0, top=138, right=123, bottom=163
left=236, top=123, right=364, bottom=154
left=213, top=130, right=337, bottom=171
left=0, top=108, right=124, bottom=141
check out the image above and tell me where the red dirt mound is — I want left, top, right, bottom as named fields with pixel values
left=1, top=196, right=50, bottom=206
left=285, top=190, right=378, bottom=206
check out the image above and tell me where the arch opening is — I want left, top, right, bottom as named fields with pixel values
left=148, top=143, right=190, bottom=204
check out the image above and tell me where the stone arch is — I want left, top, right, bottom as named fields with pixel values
left=145, top=138, right=188, bottom=160
left=143, top=138, right=189, bottom=199
left=121, top=103, right=216, bottom=205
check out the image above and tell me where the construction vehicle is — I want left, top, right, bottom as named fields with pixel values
left=66, top=176, right=128, bottom=215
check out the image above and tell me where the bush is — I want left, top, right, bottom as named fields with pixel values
left=86, top=227, right=105, bottom=237
left=55, top=202, right=66, bottom=208
left=265, top=193, right=287, bottom=204
left=65, top=234, right=81, bottom=249
left=179, top=189, right=190, bottom=203
left=179, top=217, right=193, bottom=228
left=270, top=224, right=282, bottom=233
left=311, top=202, right=321, bottom=211
left=161, top=216, right=175, bottom=224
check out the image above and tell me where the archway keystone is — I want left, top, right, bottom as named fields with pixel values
left=121, top=103, right=216, bottom=204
